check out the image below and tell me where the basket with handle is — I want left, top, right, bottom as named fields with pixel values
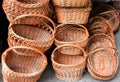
left=51, top=44, right=87, bottom=81
left=2, top=0, right=51, bottom=22
left=8, top=14, right=56, bottom=53
left=86, top=33, right=116, bottom=53
left=54, top=24, right=89, bottom=48
left=87, top=46, right=119, bottom=80
left=2, top=46, right=47, bottom=82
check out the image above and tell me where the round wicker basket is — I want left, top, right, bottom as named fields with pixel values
left=8, top=14, right=56, bottom=53
left=51, top=44, right=87, bottom=81
left=55, top=24, right=89, bottom=48
left=2, top=46, right=47, bottom=82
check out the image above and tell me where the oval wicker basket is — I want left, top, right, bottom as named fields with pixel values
left=87, top=47, right=119, bottom=80
left=55, top=24, right=89, bottom=48
left=2, top=0, right=51, bottom=22
left=52, top=0, right=91, bottom=7
left=51, top=44, right=87, bottom=81
left=55, top=5, right=92, bottom=24
left=86, top=34, right=116, bottom=53
left=113, top=1, right=120, bottom=9
left=2, top=46, right=47, bottom=82
left=88, top=16, right=115, bottom=40
left=8, top=14, right=56, bottom=53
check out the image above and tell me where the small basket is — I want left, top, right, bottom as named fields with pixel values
left=2, top=46, right=47, bottom=82
left=51, top=44, right=87, bottom=81
left=2, top=0, right=51, bottom=22
left=86, top=34, right=116, bottom=53
left=88, top=16, right=115, bottom=40
left=55, top=24, right=89, bottom=48
left=8, top=14, right=56, bottom=53
left=52, top=0, right=91, bottom=7
left=87, top=47, right=119, bottom=80
left=55, top=6, right=92, bottom=24
left=113, top=1, right=120, bottom=9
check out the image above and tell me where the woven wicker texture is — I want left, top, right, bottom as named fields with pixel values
left=88, top=16, right=115, bottom=40
left=113, top=1, right=120, bottom=9
left=55, top=24, right=89, bottom=48
left=87, top=47, right=119, bottom=80
left=8, top=14, right=55, bottom=53
left=86, top=34, right=116, bottom=53
left=55, top=6, right=91, bottom=24
left=52, top=0, right=91, bottom=7
left=2, top=0, right=51, bottom=22
left=2, top=46, right=47, bottom=82
left=51, top=44, right=87, bottom=81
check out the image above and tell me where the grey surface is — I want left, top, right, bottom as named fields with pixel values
left=0, top=27, right=120, bottom=82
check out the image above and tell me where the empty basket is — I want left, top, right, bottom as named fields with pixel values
left=2, top=46, right=47, bottom=82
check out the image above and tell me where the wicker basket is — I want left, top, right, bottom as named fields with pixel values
left=88, top=16, right=115, bottom=40
left=86, top=34, right=116, bottom=53
left=8, top=14, right=56, bottom=53
left=2, top=0, right=51, bottom=22
left=52, top=0, right=91, bottom=7
left=55, top=6, right=92, bottom=24
left=87, top=47, right=119, bottom=80
left=113, top=1, right=120, bottom=9
left=51, top=44, right=87, bottom=81
left=55, top=24, right=89, bottom=48
left=2, top=46, right=47, bottom=82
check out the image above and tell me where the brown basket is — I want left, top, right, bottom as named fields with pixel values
left=51, top=44, right=87, bottom=81
left=55, top=6, right=92, bottom=24
left=113, top=1, right=120, bottom=9
left=2, top=46, right=47, bottom=82
left=2, top=0, right=51, bottom=22
left=86, top=34, right=116, bottom=53
left=87, top=47, right=119, bottom=80
left=8, top=14, right=56, bottom=53
left=52, top=0, right=91, bottom=7
left=55, top=24, right=89, bottom=48
left=88, top=16, right=115, bottom=40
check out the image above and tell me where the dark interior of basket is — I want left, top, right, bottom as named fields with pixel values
left=17, top=0, right=40, bottom=4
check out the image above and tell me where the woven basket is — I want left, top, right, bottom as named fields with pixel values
left=87, top=47, right=119, bottom=80
left=86, top=34, right=116, bottom=53
left=113, top=1, right=120, bottom=9
left=55, top=24, right=89, bottom=48
left=2, top=46, right=47, bottom=82
left=52, top=0, right=91, bottom=7
left=8, top=14, right=55, bottom=53
left=88, top=16, right=115, bottom=40
left=51, top=44, right=87, bottom=81
left=2, top=0, right=51, bottom=22
left=55, top=6, right=92, bottom=24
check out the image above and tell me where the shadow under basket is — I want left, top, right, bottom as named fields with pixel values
left=87, top=47, right=119, bottom=80
left=2, top=46, right=47, bottom=82
left=8, top=14, right=55, bottom=53
left=51, top=45, right=87, bottom=81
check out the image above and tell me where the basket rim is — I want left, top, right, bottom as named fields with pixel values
left=55, top=24, right=89, bottom=44
left=2, top=46, right=47, bottom=77
left=51, top=44, right=87, bottom=67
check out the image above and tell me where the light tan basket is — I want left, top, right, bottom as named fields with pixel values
left=2, top=0, right=51, bottom=22
left=55, top=24, right=89, bottom=48
left=55, top=6, right=92, bottom=24
left=8, top=14, right=56, bottom=53
left=87, top=47, right=119, bottom=80
left=51, top=44, right=87, bottom=81
left=113, top=1, right=120, bottom=9
left=2, top=46, right=47, bottom=82
left=88, top=16, right=115, bottom=40
left=86, top=34, right=116, bottom=53
left=52, top=0, right=91, bottom=7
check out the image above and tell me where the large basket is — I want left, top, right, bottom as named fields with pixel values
left=2, top=46, right=47, bottom=82
left=52, top=0, right=91, bottom=7
left=8, top=14, right=56, bottom=53
left=51, top=44, right=87, bottom=81
left=86, top=34, right=116, bottom=53
left=87, top=47, right=119, bottom=80
left=2, top=0, right=51, bottom=22
left=55, top=24, right=89, bottom=48
left=88, top=16, right=115, bottom=40
left=55, top=6, right=92, bottom=24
